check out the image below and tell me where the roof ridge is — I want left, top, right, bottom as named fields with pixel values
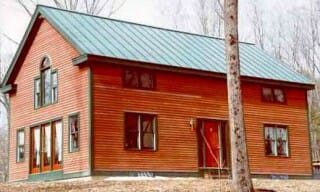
left=37, top=4, right=255, bottom=45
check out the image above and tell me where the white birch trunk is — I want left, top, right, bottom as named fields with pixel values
left=224, top=0, right=254, bottom=191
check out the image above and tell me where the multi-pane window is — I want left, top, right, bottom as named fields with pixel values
left=69, top=114, right=80, bottom=152
left=34, top=56, right=58, bottom=108
left=16, top=129, right=25, bottom=162
left=264, top=125, right=289, bottom=157
left=262, top=87, right=285, bottom=103
left=124, top=113, right=157, bottom=151
left=30, top=120, right=62, bottom=174
left=123, top=68, right=155, bottom=90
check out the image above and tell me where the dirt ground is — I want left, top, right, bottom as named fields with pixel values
left=1, top=178, right=320, bottom=192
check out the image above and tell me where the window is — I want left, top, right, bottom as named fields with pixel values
left=34, top=56, right=58, bottom=108
left=34, top=78, right=40, bottom=108
left=53, top=121, right=63, bottom=169
left=123, top=68, right=155, bottom=90
left=69, top=114, right=80, bottom=152
left=51, top=71, right=58, bottom=103
left=262, top=87, right=286, bottom=103
left=124, top=113, right=157, bottom=151
left=264, top=125, right=289, bottom=157
left=16, top=129, right=25, bottom=162
left=30, top=120, right=62, bottom=174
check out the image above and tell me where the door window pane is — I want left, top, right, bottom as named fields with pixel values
left=31, top=127, right=41, bottom=173
left=53, top=121, right=63, bottom=169
left=42, top=124, right=51, bottom=171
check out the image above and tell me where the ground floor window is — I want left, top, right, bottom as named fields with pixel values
left=124, top=112, right=157, bottom=151
left=264, top=124, right=289, bottom=157
left=69, top=113, right=80, bottom=152
left=30, top=120, right=62, bottom=174
left=16, top=128, right=25, bottom=162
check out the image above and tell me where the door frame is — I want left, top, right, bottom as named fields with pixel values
left=197, top=118, right=230, bottom=169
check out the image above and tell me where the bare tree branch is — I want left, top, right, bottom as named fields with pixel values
left=16, top=0, right=33, bottom=16
left=2, top=33, right=19, bottom=45
left=107, top=0, right=127, bottom=17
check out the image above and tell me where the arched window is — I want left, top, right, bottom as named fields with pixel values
left=34, top=56, right=58, bottom=108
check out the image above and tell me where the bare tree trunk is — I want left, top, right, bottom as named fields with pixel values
left=224, top=0, right=254, bottom=191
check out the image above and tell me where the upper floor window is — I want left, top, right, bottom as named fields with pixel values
left=262, top=87, right=285, bottom=103
left=124, top=112, right=157, bottom=151
left=264, top=124, right=289, bottom=157
left=123, top=68, right=155, bottom=90
left=34, top=56, right=58, bottom=108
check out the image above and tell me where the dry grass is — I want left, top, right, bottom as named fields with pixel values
left=1, top=178, right=320, bottom=192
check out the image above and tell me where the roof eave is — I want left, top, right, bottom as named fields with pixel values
left=73, top=54, right=315, bottom=90
left=0, top=84, right=17, bottom=94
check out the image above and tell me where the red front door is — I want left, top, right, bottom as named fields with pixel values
left=198, top=120, right=228, bottom=168
left=204, top=121, right=220, bottom=167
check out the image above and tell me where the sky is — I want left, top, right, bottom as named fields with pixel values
left=0, top=0, right=310, bottom=128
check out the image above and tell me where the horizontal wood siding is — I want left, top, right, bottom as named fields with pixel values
left=9, top=19, right=89, bottom=182
left=92, top=63, right=311, bottom=176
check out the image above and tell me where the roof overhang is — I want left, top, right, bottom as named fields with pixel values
left=73, top=54, right=315, bottom=90
left=0, top=84, right=17, bottom=94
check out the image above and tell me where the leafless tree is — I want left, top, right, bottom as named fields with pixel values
left=224, top=0, right=254, bottom=191
left=0, top=0, right=126, bottom=182
left=195, top=0, right=224, bottom=37
left=16, top=0, right=127, bottom=17
left=249, top=1, right=265, bottom=50
left=0, top=33, right=10, bottom=183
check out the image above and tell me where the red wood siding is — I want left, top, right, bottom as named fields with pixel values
left=9, top=19, right=89, bottom=182
left=92, top=63, right=312, bottom=176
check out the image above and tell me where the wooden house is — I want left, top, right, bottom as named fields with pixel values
left=0, top=5, right=314, bottom=182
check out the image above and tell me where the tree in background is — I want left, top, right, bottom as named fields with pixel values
left=0, top=0, right=126, bottom=182
left=17, top=0, right=126, bottom=17
left=224, top=0, right=254, bottom=191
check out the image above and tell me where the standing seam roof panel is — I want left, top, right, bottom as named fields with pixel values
left=37, top=6, right=313, bottom=85
left=42, top=9, right=88, bottom=53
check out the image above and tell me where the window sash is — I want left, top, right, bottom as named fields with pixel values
left=262, top=87, right=285, bottom=104
left=16, top=129, right=25, bottom=162
left=36, top=62, right=58, bottom=107
left=264, top=125, right=288, bottom=157
left=69, top=114, right=80, bottom=152
left=51, top=71, right=58, bottom=103
left=125, top=113, right=156, bottom=151
left=34, top=78, right=41, bottom=108
left=123, top=69, right=155, bottom=90
left=41, top=68, right=52, bottom=105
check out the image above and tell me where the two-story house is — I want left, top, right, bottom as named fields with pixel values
left=0, top=5, right=314, bottom=182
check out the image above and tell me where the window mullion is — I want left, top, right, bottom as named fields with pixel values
left=274, top=127, right=278, bottom=156
left=138, top=115, right=141, bottom=150
left=153, top=117, right=156, bottom=151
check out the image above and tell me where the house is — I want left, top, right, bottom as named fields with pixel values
left=0, top=5, right=314, bottom=182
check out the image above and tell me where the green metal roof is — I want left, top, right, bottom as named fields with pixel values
left=2, top=5, right=314, bottom=88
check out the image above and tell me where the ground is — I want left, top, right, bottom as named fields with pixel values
left=1, top=177, right=320, bottom=192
